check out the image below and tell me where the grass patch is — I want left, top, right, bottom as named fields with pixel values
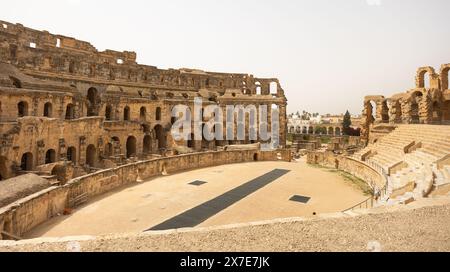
left=308, top=164, right=373, bottom=196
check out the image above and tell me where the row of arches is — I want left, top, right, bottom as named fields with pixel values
left=289, top=126, right=342, bottom=136
left=365, top=93, right=450, bottom=124
left=105, top=105, right=161, bottom=122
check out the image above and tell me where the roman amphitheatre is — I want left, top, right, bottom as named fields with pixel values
left=0, top=21, right=449, bottom=252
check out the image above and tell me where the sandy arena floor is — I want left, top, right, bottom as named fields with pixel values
left=25, top=160, right=368, bottom=238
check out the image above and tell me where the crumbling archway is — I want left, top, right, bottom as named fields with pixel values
left=105, top=105, right=112, bottom=120
left=65, top=103, right=75, bottom=120
left=154, top=124, right=166, bottom=149
left=67, top=146, right=76, bottom=164
left=18, top=101, right=28, bottom=117
left=0, top=156, right=9, bottom=180
left=140, top=107, right=147, bottom=122
left=45, top=149, right=56, bottom=164
left=123, top=106, right=130, bottom=121
left=86, top=144, right=97, bottom=167
left=20, top=152, right=33, bottom=171
left=87, top=87, right=100, bottom=116
left=431, top=101, right=442, bottom=123
left=44, top=102, right=52, bottom=117
left=143, top=135, right=152, bottom=154
left=126, top=136, right=137, bottom=158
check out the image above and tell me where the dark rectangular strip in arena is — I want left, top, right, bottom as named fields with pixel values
left=289, top=195, right=311, bottom=204
left=147, top=169, right=290, bottom=231
left=189, top=180, right=207, bottom=186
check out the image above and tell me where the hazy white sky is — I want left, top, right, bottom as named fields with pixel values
left=1, top=0, right=449, bottom=115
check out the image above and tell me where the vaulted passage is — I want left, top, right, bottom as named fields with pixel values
left=86, top=144, right=97, bottom=167
left=126, top=136, right=137, bottom=158
left=147, top=168, right=290, bottom=231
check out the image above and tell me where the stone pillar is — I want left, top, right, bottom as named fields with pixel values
left=37, top=140, right=46, bottom=166
left=58, top=138, right=66, bottom=161
left=79, top=136, right=86, bottom=166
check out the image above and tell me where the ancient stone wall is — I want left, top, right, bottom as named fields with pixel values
left=0, top=149, right=290, bottom=239
left=0, top=20, right=288, bottom=180
left=360, top=64, right=450, bottom=143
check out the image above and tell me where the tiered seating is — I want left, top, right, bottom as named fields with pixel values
left=355, top=125, right=450, bottom=202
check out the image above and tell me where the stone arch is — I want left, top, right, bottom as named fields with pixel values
left=87, top=87, right=100, bottom=116
left=416, top=67, right=435, bottom=89
left=123, top=106, right=130, bottom=121
left=43, top=102, right=52, bottom=117
left=308, top=126, right=313, bottom=134
left=381, top=100, right=389, bottom=123
left=45, top=149, right=56, bottom=164
left=18, top=101, right=28, bottom=117
left=302, top=127, right=307, bottom=134
left=126, top=136, right=137, bottom=158
left=140, top=106, right=147, bottom=122
left=270, top=82, right=278, bottom=95
left=143, top=135, right=152, bottom=154
left=255, top=82, right=262, bottom=95
left=154, top=124, right=166, bottom=149
left=67, top=146, right=76, bottom=163
left=20, top=152, right=33, bottom=171
left=65, top=103, right=75, bottom=120
left=85, top=144, right=97, bottom=167
left=105, top=105, right=112, bottom=120
left=335, top=127, right=341, bottom=136
left=328, top=127, right=334, bottom=135
left=253, top=153, right=258, bottom=161
left=155, top=107, right=162, bottom=121
left=0, top=156, right=9, bottom=180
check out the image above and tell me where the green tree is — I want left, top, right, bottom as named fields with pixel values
left=342, top=110, right=352, bottom=135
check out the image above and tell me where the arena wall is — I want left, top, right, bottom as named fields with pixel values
left=0, top=149, right=290, bottom=240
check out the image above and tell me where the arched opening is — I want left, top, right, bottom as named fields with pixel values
left=67, top=146, right=76, bottom=163
left=154, top=125, right=166, bottom=149
left=155, top=107, right=162, bottom=121
left=255, top=82, right=261, bottom=95
left=65, top=103, right=75, bottom=120
left=431, top=101, right=442, bottom=123
left=20, top=152, right=33, bottom=171
left=126, top=136, right=137, bottom=158
left=270, top=82, right=278, bottom=95
left=328, top=127, right=333, bottom=135
left=143, top=135, right=152, bottom=154
left=45, top=149, right=56, bottom=164
left=18, top=101, right=28, bottom=117
left=105, top=105, right=112, bottom=121
left=85, top=144, right=97, bottom=167
left=418, top=70, right=430, bottom=89
left=87, top=87, right=99, bottom=116
left=0, top=156, right=8, bottom=181
left=442, top=101, right=450, bottom=122
left=335, top=127, right=341, bottom=136
left=381, top=100, right=389, bottom=123
left=187, top=133, right=194, bottom=148
left=302, top=127, right=307, bottom=134
left=44, top=102, right=52, bottom=117
left=140, top=107, right=147, bottom=122
left=123, top=106, right=130, bottom=121
left=308, top=126, right=313, bottom=134
left=253, top=153, right=258, bottom=161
